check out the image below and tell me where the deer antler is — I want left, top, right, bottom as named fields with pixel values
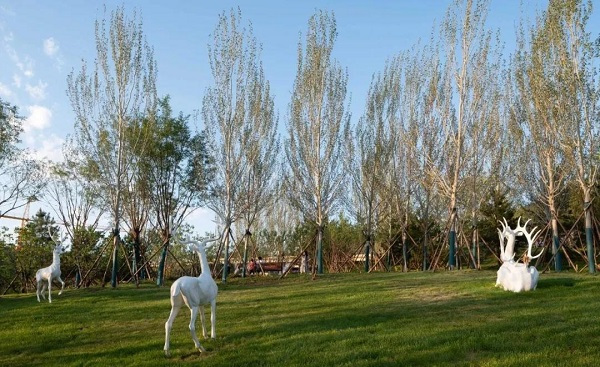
left=497, top=217, right=516, bottom=262
left=514, top=217, right=544, bottom=263
left=202, top=235, right=221, bottom=249
left=47, top=227, right=67, bottom=247
left=169, top=216, right=194, bottom=246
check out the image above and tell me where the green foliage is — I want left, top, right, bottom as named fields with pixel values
left=283, top=222, right=315, bottom=256
left=143, top=96, right=212, bottom=225
left=0, top=233, right=17, bottom=293
left=326, top=213, right=362, bottom=254
left=1, top=271, right=600, bottom=366
left=66, top=226, right=105, bottom=287
left=479, top=188, right=517, bottom=244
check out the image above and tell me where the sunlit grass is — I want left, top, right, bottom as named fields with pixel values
left=1, top=270, right=599, bottom=366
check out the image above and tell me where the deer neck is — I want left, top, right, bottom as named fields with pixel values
left=504, top=236, right=516, bottom=261
left=52, top=252, right=61, bottom=267
left=197, top=249, right=210, bottom=276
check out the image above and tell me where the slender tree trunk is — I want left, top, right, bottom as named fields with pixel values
left=156, top=240, right=169, bottom=286
left=317, top=226, right=324, bottom=274
left=402, top=230, right=408, bottom=272
left=584, top=190, right=595, bottom=273
left=222, top=226, right=231, bottom=282
left=448, top=206, right=457, bottom=270
left=111, top=228, right=120, bottom=287
left=551, top=217, right=561, bottom=271
left=471, top=212, right=478, bottom=269
left=132, top=230, right=142, bottom=285
left=365, top=211, right=373, bottom=273
left=242, top=229, right=250, bottom=278
left=75, top=266, right=81, bottom=287
left=423, top=223, right=428, bottom=271
left=364, top=237, right=370, bottom=273
left=402, top=207, right=409, bottom=272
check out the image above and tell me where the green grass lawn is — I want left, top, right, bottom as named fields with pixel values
left=1, top=270, right=599, bottom=366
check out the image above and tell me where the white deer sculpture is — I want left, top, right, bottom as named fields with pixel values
left=164, top=233, right=221, bottom=356
left=36, top=229, right=67, bottom=303
left=496, top=217, right=544, bottom=292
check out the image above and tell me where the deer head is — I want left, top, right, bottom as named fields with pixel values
left=48, top=228, right=67, bottom=254
left=171, top=219, right=221, bottom=253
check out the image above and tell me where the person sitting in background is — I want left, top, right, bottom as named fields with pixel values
left=247, top=258, right=256, bottom=275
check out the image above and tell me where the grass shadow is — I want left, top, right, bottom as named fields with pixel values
left=536, top=277, right=577, bottom=289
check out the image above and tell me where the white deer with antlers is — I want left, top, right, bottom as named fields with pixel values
left=164, top=229, right=221, bottom=356
left=36, top=229, right=67, bottom=303
left=496, top=217, right=544, bottom=292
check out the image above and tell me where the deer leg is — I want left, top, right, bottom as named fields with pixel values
left=36, top=280, right=42, bottom=302
left=164, top=304, right=181, bottom=357
left=199, top=305, right=207, bottom=339
left=57, top=277, right=65, bottom=295
left=189, top=306, right=206, bottom=353
left=47, top=279, right=52, bottom=303
left=40, top=282, right=47, bottom=300
left=210, top=299, right=216, bottom=339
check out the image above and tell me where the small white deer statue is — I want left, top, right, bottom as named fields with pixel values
left=164, top=233, right=221, bottom=356
left=496, top=217, right=544, bottom=292
left=36, top=229, right=67, bottom=303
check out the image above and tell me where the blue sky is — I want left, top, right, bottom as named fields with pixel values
left=0, top=0, right=597, bottom=235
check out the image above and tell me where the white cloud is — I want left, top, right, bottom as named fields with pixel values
left=12, top=74, right=20, bottom=88
left=43, top=37, right=59, bottom=56
left=43, top=37, right=64, bottom=71
left=25, top=80, right=47, bottom=100
left=24, top=105, right=52, bottom=133
left=0, top=82, right=12, bottom=98
left=4, top=42, right=34, bottom=78
left=31, top=133, right=65, bottom=162
left=21, top=57, right=34, bottom=77
left=3, top=31, right=13, bottom=42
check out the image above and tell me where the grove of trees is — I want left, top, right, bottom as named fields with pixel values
left=2, top=0, right=600, bottom=293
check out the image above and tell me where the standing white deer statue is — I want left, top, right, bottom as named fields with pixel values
left=36, top=229, right=67, bottom=303
left=496, top=217, right=544, bottom=292
left=164, top=232, right=221, bottom=356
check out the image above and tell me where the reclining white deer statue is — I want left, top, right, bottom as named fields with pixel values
left=36, top=229, right=67, bottom=303
left=164, top=231, right=221, bottom=356
left=496, top=217, right=544, bottom=292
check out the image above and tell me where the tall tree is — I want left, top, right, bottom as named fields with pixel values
left=430, top=0, right=497, bottom=269
left=348, top=57, right=396, bottom=272
left=513, top=1, right=583, bottom=271
left=547, top=0, right=598, bottom=273
left=390, top=50, right=427, bottom=272
left=121, top=112, right=154, bottom=285
left=284, top=10, right=350, bottom=274
left=238, top=65, right=279, bottom=278
left=462, top=37, right=503, bottom=269
left=412, top=41, right=447, bottom=271
left=203, top=8, right=273, bottom=282
left=149, top=97, right=212, bottom=286
left=47, top=147, right=105, bottom=286
left=67, top=5, right=157, bottom=287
